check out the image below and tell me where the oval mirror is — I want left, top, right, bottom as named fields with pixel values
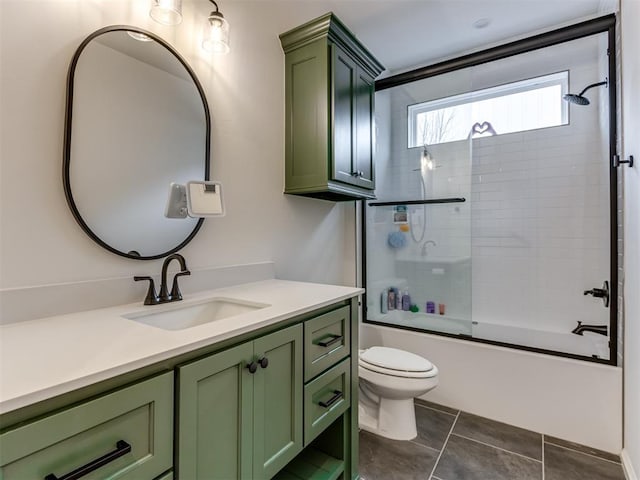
left=63, top=26, right=210, bottom=260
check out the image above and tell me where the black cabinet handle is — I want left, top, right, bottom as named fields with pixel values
left=258, top=357, right=269, bottom=369
left=317, top=334, right=343, bottom=348
left=246, top=361, right=258, bottom=374
left=44, top=440, right=131, bottom=480
left=319, top=390, right=343, bottom=408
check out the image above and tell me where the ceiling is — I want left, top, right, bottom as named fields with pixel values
left=308, top=0, right=616, bottom=74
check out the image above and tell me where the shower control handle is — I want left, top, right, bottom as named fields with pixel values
left=583, top=281, right=609, bottom=307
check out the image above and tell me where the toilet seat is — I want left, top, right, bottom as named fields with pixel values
left=359, top=347, right=436, bottom=379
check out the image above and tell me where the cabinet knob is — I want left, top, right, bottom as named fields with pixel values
left=258, top=357, right=269, bottom=369
left=350, top=171, right=361, bottom=177
left=246, top=361, right=258, bottom=374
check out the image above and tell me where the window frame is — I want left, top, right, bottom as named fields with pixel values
left=407, top=70, right=570, bottom=148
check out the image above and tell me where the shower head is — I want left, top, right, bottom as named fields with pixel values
left=563, top=93, right=591, bottom=105
left=563, top=79, right=607, bottom=106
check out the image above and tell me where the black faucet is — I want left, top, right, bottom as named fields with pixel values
left=571, top=321, right=608, bottom=336
left=134, top=253, right=191, bottom=305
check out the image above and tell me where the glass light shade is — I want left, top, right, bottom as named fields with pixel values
left=150, top=0, right=183, bottom=26
left=421, top=147, right=434, bottom=172
left=202, top=12, right=230, bottom=54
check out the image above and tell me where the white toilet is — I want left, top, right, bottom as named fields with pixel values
left=358, top=346, right=439, bottom=441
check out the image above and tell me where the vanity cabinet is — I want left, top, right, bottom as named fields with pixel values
left=177, top=324, right=303, bottom=480
left=0, top=372, right=173, bottom=480
left=0, top=298, right=360, bottom=480
left=280, top=13, right=384, bottom=201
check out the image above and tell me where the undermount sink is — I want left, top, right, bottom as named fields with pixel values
left=123, top=298, right=270, bottom=331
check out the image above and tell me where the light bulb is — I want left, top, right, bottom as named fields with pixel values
left=150, top=0, right=183, bottom=26
left=421, top=147, right=434, bottom=172
left=202, top=11, right=230, bottom=54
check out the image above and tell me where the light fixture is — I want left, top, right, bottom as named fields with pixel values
left=202, top=0, right=230, bottom=54
left=421, top=145, right=434, bottom=172
left=150, top=0, right=183, bottom=26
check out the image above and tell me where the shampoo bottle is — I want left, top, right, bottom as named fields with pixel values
left=402, top=290, right=411, bottom=311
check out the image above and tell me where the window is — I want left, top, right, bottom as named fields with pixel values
left=407, top=71, right=569, bottom=147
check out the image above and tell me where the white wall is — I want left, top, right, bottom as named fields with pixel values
left=0, top=1, right=359, bottom=313
left=621, top=0, right=640, bottom=477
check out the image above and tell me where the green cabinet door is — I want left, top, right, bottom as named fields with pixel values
left=354, top=67, right=375, bottom=190
left=178, top=324, right=303, bottom=480
left=331, top=43, right=357, bottom=187
left=332, top=44, right=376, bottom=191
left=177, top=342, right=254, bottom=480
left=253, top=324, right=303, bottom=480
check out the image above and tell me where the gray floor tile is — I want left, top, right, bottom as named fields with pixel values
left=359, top=430, right=438, bottom=480
left=413, top=404, right=456, bottom=451
left=453, top=412, right=542, bottom=460
left=544, top=435, right=621, bottom=463
left=434, top=434, right=542, bottom=480
left=544, top=443, right=625, bottom=480
left=415, top=398, right=459, bottom=415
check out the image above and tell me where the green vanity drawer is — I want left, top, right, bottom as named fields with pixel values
left=0, top=372, right=173, bottom=480
left=304, top=358, right=351, bottom=445
left=304, top=306, right=350, bottom=381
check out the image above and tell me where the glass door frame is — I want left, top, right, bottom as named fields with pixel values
left=363, top=14, right=619, bottom=365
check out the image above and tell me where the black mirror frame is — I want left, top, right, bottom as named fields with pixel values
left=62, top=25, right=211, bottom=260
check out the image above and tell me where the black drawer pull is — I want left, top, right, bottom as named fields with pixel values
left=317, top=334, right=343, bottom=348
left=319, top=390, right=344, bottom=408
left=44, top=440, right=131, bottom=480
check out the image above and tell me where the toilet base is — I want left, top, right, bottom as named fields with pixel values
left=359, top=396, right=418, bottom=441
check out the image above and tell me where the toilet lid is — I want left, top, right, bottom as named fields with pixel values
left=360, top=347, right=433, bottom=373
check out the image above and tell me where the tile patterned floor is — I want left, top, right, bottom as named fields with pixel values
left=359, top=400, right=626, bottom=480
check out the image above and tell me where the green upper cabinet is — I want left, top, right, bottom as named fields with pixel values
left=177, top=324, right=303, bottom=480
left=280, top=13, right=384, bottom=201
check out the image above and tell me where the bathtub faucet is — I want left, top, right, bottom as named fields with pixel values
left=571, top=321, right=608, bottom=336
left=421, top=240, right=437, bottom=256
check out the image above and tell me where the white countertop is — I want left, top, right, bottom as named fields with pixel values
left=0, top=279, right=363, bottom=415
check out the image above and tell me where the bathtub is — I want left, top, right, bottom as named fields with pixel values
left=367, top=309, right=608, bottom=359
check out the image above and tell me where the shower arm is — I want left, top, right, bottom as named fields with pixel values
left=578, top=81, right=607, bottom=96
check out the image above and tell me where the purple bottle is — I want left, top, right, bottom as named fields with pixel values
left=402, top=290, right=411, bottom=311
left=426, top=301, right=435, bottom=314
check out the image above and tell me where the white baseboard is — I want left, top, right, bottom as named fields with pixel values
left=622, top=449, right=639, bottom=480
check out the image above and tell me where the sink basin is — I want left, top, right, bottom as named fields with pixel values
left=123, top=298, right=270, bottom=331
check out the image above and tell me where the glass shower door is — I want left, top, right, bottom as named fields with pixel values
left=365, top=75, right=473, bottom=338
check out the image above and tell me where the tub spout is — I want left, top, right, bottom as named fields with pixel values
left=571, top=321, right=608, bottom=336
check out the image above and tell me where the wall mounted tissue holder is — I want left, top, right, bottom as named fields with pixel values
left=165, top=181, right=225, bottom=218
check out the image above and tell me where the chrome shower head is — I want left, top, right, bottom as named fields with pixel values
left=563, top=79, right=607, bottom=106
